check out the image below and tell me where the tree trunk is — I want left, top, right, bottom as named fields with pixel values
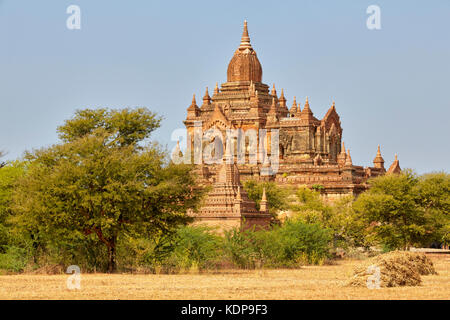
left=107, top=237, right=117, bottom=273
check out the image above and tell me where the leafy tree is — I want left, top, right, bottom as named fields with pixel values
left=0, top=151, right=6, bottom=168
left=57, top=108, right=162, bottom=147
left=291, top=187, right=366, bottom=248
left=353, top=170, right=427, bottom=250
left=415, top=172, right=450, bottom=247
left=0, top=162, right=26, bottom=249
left=243, top=180, right=290, bottom=216
left=13, top=108, right=204, bottom=272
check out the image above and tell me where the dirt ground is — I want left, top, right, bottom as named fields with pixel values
left=0, top=257, right=448, bottom=300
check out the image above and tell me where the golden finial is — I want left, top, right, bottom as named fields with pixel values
left=345, top=149, right=352, bottom=166
left=214, top=82, right=219, bottom=95
left=271, top=84, right=277, bottom=96
left=239, top=20, right=252, bottom=50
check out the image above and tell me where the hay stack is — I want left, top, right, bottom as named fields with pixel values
left=348, top=251, right=437, bottom=287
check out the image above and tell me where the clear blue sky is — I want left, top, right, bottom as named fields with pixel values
left=1, top=0, right=449, bottom=173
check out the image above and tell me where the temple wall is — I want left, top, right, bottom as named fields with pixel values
left=191, top=217, right=241, bottom=234
left=241, top=216, right=271, bottom=231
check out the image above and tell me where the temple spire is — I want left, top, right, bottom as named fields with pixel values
left=345, top=149, right=353, bottom=166
left=214, top=82, right=219, bottom=95
left=202, top=87, right=211, bottom=106
left=187, top=94, right=199, bottom=115
left=387, top=153, right=401, bottom=174
left=267, top=97, right=278, bottom=124
left=271, top=84, right=277, bottom=97
left=239, top=20, right=252, bottom=50
left=227, top=20, right=262, bottom=82
left=224, top=139, right=233, bottom=164
left=171, top=140, right=183, bottom=161
left=373, top=144, right=385, bottom=169
left=290, top=96, right=297, bottom=115
left=300, top=96, right=314, bottom=120
left=297, top=102, right=302, bottom=114
left=337, top=141, right=347, bottom=166
left=303, top=96, right=311, bottom=112
left=279, top=88, right=287, bottom=109
left=260, top=187, right=268, bottom=213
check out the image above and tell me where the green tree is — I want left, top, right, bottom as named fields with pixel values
left=57, top=108, right=162, bottom=147
left=353, top=170, right=427, bottom=250
left=13, top=108, right=204, bottom=272
left=415, top=172, right=450, bottom=247
left=291, top=187, right=366, bottom=248
left=0, top=161, right=26, bottom=249
left=243, top=180, right=290, bottom=216
left=0, top=150, right=6, bottom=168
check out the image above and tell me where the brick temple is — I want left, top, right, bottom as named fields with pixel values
left=181, top=21, right=401, bottom=231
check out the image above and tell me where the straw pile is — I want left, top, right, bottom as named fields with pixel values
left=348, top=251, right=437, bottom=287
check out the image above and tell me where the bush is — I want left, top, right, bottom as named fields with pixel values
left=120, top=225, right=224, bottom=273
left=223, top=228, right=259, bottom=269
left=224, top=220, right=332, bottom=268
left=0, top=246, right=29, bottom=272
left=167, top=225, right=223, bottom=271
left=291, top=187, right=366, bottom=250
left=271, top=220, right=332, bottom=265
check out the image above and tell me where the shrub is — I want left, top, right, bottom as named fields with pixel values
left=0, top=246, right=29, bottom=272
left=167, top=225, right=223, bottom=271
left=224, top=220, right=332, bottom=268
left=272, top=219, right=332, bottom=265
left=291, top=187, right=366, bottom=250
left=223, top=228, right=259, bottom=269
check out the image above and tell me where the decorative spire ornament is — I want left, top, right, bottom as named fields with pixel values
left=271, top=84, right=277, bottom=97
left=373, top=144, right=385, bottom=169
left=279, top=88, right=287, bottom=108
left=214, top=82, right=219, bottom=95
left=202, top=87, right=211, bottom=106
left=239, top=20, right=252, bottom=50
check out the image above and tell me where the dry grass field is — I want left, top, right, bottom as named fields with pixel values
left=0, top=257, right=448, bottom=300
